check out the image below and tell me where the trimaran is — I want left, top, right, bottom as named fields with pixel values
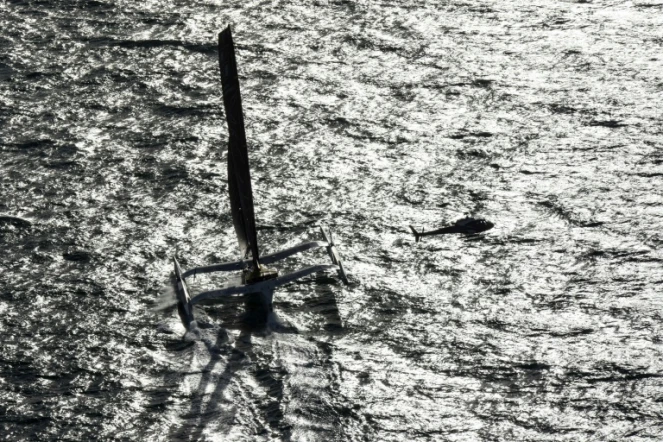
left=172, top=26, right=348, bottom=330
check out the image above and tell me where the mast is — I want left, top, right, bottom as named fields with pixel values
left=218, top=25, right=261, bottom=268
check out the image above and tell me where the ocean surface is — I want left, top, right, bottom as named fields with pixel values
left=2, top=0, right=663, bottom=440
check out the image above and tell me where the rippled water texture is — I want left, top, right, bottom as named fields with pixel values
left=2, top=0, right=663, bottom=440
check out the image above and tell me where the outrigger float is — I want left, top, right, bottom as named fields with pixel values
left=173, top=26, right=348, bottom=330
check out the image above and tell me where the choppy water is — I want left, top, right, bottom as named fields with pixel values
left=2, top=0, right=663, bottom=440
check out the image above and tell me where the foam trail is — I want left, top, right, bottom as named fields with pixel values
left=152, top=284, right=178, bottom=312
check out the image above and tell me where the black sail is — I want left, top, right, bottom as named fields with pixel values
left=218, top=26, right=260, bottom=267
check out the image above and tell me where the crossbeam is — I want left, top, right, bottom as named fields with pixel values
left=182, top=241, right=328, bottom=279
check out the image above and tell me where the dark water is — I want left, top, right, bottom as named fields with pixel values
left=2, top=0, right=663, bottom=440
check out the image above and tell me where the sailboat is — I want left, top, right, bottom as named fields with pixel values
left=172, top=26, right=348, bottom=330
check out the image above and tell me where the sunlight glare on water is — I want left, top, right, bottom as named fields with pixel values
left=1, top=0, right=663, bottom=441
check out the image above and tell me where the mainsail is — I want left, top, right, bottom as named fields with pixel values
left=218, top=26, right=260, bottom=267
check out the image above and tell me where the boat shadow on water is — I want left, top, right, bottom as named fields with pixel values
left=163, top=292, right=296, bottom=440
left=157, top=275, right=347, bottom=440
